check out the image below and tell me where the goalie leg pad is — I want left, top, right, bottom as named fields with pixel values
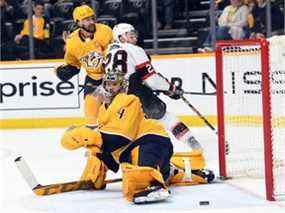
left=168, top=151, right=212, bottom=185
left=121, top=163, right=167, bottom=202
left=80, top=147, right=107, bottom=189
left=171, top=151, right=205, bottom=170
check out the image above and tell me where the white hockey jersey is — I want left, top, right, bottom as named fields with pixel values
left=104, top=42, right=170, bottom=91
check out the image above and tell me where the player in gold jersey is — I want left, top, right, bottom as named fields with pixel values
left=61, top=68, right=173, bottom=203
left=60, top=68, right=214, bottom=204
left=54, top=5, right=113, bottom=127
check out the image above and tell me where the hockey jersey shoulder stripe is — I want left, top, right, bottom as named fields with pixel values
left=141, top=71, right=155, bottom=80
left=135, top=61, right=150, bottom=69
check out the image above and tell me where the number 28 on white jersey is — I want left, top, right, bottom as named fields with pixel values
left=104, top=42, right=155, bottom=79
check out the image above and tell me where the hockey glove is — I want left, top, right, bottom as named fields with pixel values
left=165, top=84, right=183, bottom=100
left=54, top=64, right=80, bottom=81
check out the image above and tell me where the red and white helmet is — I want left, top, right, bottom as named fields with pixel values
left=112, top=23, right=137, bottom=43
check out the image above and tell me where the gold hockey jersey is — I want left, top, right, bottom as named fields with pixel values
left=98, top=93, right=168, bottom=140
left=98, top=93, right=169, bottom=162
left=64, top=23, right=113, bottom=80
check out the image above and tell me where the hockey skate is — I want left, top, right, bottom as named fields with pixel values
left=133, top=185, right=170, bottom=204
left=192, top=169, right=215, bottom=183
left=168, top=163, right=215, bottom=185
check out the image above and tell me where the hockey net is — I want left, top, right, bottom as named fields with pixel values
left=215, top=37, right=285, bottom=201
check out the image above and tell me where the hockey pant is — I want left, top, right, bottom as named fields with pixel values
left=128, top=72, right=166, bottom=119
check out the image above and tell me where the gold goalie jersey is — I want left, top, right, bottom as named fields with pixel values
left=98, top=93, right=169, bottom=161
left=64, top=23, right=113, bottom=80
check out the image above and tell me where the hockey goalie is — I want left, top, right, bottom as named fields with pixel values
left=60, top=68, right=214, bottom=204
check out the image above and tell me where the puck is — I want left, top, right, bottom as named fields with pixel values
left=199, top=201, right=210, bottom=205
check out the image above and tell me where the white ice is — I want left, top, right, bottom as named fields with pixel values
left=1, top=127, right=285, bottom=213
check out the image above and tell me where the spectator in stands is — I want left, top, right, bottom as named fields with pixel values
left=250, top=0, right=284, bottom=39
left=243, top=0, right=255, bottom=12
left=198, top=0, right=249, bottom=52
left=215, top=0, right=230, bottom=10
left=14, top=0, right=50, bottom=59
left=157, top=0, right=176, bottom=30
left=1, top=0, right=13, bottom=35
left=0, top=0, right=14, bottom=60
left=8, top=0, right=25, bottom=20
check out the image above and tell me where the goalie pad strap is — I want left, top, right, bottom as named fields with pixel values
left=168, top=151, right=207, bottom=185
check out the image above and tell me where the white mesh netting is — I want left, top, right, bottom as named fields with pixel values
left=219, top=37, right=285, bottom=199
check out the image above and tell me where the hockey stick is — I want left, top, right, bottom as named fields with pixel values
left=180, top=91, right=215, bottom=96
left=181, top=96, right=217, bottom=133
left=152, top=89, right=218, bottom=133
left=181, top=95, right=229, bottom=154
left=14, top=156, right=122, bottom=196
left=153, top=90, right=215, bottom=96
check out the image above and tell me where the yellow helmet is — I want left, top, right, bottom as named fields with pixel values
left=73, top=5, right=95, bottom=22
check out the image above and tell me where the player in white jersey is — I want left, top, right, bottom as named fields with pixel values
left=103, top=23, right=202, bottom=150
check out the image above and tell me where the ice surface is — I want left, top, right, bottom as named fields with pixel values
left=1, top=128, right=285, bottom=213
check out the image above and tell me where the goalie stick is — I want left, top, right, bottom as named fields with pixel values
left=14, top=156, right=122, bottom=196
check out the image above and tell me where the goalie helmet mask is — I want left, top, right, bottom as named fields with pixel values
left=112, top=23, right=138, bottom=44
left=103, top=68, right=128, bottom=102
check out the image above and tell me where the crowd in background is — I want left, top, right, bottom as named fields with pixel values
left=0, top=0, right=284, bottom=60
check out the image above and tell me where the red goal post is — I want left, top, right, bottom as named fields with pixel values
left=215, top=38, right=285, bottom=201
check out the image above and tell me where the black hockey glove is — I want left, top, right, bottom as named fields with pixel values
left=166, top=84, right=183, bottom=100
left=54, top=64, right=80, bottom=81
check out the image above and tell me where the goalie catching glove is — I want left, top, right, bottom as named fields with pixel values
left=61, top=125, right=103, bottom=150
